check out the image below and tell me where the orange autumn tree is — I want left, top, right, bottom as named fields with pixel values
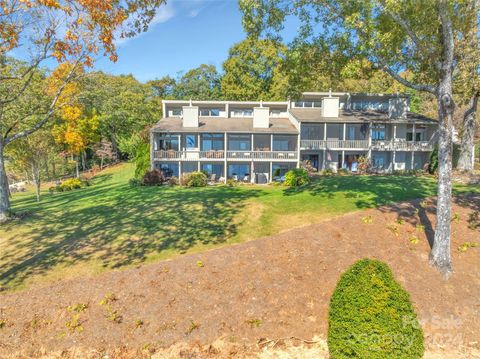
left=0, top=0, right=166, bottom=222
left=49, top=63, right=99, bottom=177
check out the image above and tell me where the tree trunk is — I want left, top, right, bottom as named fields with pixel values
left=0, top=142, right=11, bottom=222
left=32, top=163, right=41, bottom=202
left=457, top=94, right=478, bottom=172
left=75, top=157, right=80, bottom=178
left=429, top=1, right=454, bottom=277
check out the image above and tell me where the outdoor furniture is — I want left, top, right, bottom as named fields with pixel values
left=243, top=173, right=250, bottom=182
left=208, top=173, right=216, bottom=184
left=232, top=174, right=238, bottom=181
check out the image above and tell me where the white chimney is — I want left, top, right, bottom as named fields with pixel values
left=322, top=97, right=339, bottom=118
left=253, top=106, right=269, bottom=128
left=182, top=106, right=199, bottom=127
left=388, top=97, right=408, bottom=119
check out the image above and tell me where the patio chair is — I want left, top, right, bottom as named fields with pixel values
left=208, top=173, right=217, bottom=184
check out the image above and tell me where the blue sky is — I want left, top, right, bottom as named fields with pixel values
left=95, top=0, right=297, bottom=83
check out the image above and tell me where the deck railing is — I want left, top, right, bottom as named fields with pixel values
left=153, top=150, right=298, bottom=161
left=227, top=151, right=297, bottom=160
left=301, top=139, right=433, bottom=151
left=301, top=139, right=369, bottom=149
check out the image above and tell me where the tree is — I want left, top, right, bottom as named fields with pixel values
left=455, top=1, right=479, bottom=172
left=7, top=129, right=57, bottom=202
left=79, top=72, right=160, bottom=158
left=173, top=64, right=221, bottom=100
left=221, top=38, right=288, bottom=100
left=148, top=76, right=176, bottom=99
left=0, top=0, right=167, bottom=221
left=239, top=0, right=474, bottom=276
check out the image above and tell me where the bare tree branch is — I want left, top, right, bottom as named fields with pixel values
left=374, top=58, right=437, bottom=93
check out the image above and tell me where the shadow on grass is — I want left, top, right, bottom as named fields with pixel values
left=1, top=179, right=264, bottom=290
left=283, top=175, right=438, bottom=208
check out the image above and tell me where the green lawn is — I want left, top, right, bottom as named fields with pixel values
left=1, top=163, right=478, bottom=291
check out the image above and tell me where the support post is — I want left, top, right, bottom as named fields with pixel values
left=269, top=161, right=273, bottom=183
left=178, top=161, right=182, bottom=179
left=392, top=124, right=397, bottom=172
left=368, top=123, right=372, bottom=159
left=323, top=122, right=327, bottom=169
left=150, top=131, right=155, bottom=170
left=412, top=123, right=416, bottom=170
left=341, top=150, right=345, bottom=169
left=224, top=132, right=228, bottom=183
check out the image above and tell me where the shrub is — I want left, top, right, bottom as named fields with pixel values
left=58, top=178, right=83, bottom=192
left=226, top=178, right=237, bottom=187
left=168, top=176, right=179, bottom=186
left=284, top=168, right=310, bottom=187
left=134, top=143, right=150, bottom=180
left=328, top=259, right=424, bottom=359
left=357, top=156, right=371, bottom=174
left=142, top=170, right=164, bottom=186
left=129, top=178, right=141, bottom=187
left=183, top=171, right=207, bottom=187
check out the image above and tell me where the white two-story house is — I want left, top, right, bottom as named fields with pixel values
left=150, top=92, right=437, bottom=183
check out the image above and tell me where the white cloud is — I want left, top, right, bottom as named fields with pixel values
left=151, top=3, right=176, bottom=25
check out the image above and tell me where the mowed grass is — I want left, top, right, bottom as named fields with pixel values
left=1, top=163, right=478, bottom=291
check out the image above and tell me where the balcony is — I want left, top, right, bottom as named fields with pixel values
left=153, top=150, right=298, bottom=161
left=301, top=140, right=369, bottom=150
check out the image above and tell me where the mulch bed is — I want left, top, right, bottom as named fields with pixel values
left=0, top=194, right=479, bottom=358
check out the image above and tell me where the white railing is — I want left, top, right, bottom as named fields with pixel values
left=227, top=151, right=297, bottom=160
left=301, top=139, right=434, bottom=151
left=154, top=150, right=298, bottom=161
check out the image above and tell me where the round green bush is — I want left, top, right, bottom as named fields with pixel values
left=328, top=259, right=424, bottom=359
left=185, top=171, right=207, bottom=187
left=284, top=168, right=309, bottom=187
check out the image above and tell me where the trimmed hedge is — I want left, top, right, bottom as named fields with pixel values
left=328, top=259, right=424, bottom=359
left=284, top=168, right=309, bottom=187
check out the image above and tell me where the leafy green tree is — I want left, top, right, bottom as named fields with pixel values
left=80, top=72, right=161, bottom=158
left=148, top=76, right=176, bottom=99
left=221, top=38, right=288, bottom=100
left=172, top=64, right=221, bottom=100
left=239, top=0, right=476, bottom=276
left=0, top=0, right=167, bottom=221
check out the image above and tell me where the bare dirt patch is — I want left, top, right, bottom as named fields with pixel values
left=0, top=194, right=479, bottom=358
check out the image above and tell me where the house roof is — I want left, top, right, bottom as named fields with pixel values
left=289, top=108, right=437, bottom=124
left=151, top=117, right=298, bottom=134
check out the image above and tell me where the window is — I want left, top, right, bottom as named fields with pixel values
left=371, top=125, right=386, bottom=140
left=228, top=134, right=251, bottom=151
left=231, top=108, right=253, bottom=117
left=201, top=133, right=224, bottom=151
left=347, top=126, right=356, bottom=140
left=253, top=134, right=270, bottom=150
left=158, top=135, right=179, bottom=150
left=270, top=109, right=283, bottom=117
left=352, top=100, right=388, bottom=111
left=272, top=163, right=295, bottom=178
left=372, top=154, right=386, bottom=169
left=272, top=135, right=297, bottom=151
left=157, top=163, right=179, bottom=178
left=406, top=132, right=424, bottom=141
left=171, top=108, right=182, bottom=116
left=228, top=164, right=250, bottom=178
left=326, top=124, right=343, bottom=139
left=182, top=162, right=197, bottom=173
left=301, top=124, right=324, bottom=140
left=294, top=101, right=322, bottom=108
left=200, top=108, right=220, bottom=116
left=185, top=134, right=197, bottom=149
left=202, top=163, right=224, bottom=178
